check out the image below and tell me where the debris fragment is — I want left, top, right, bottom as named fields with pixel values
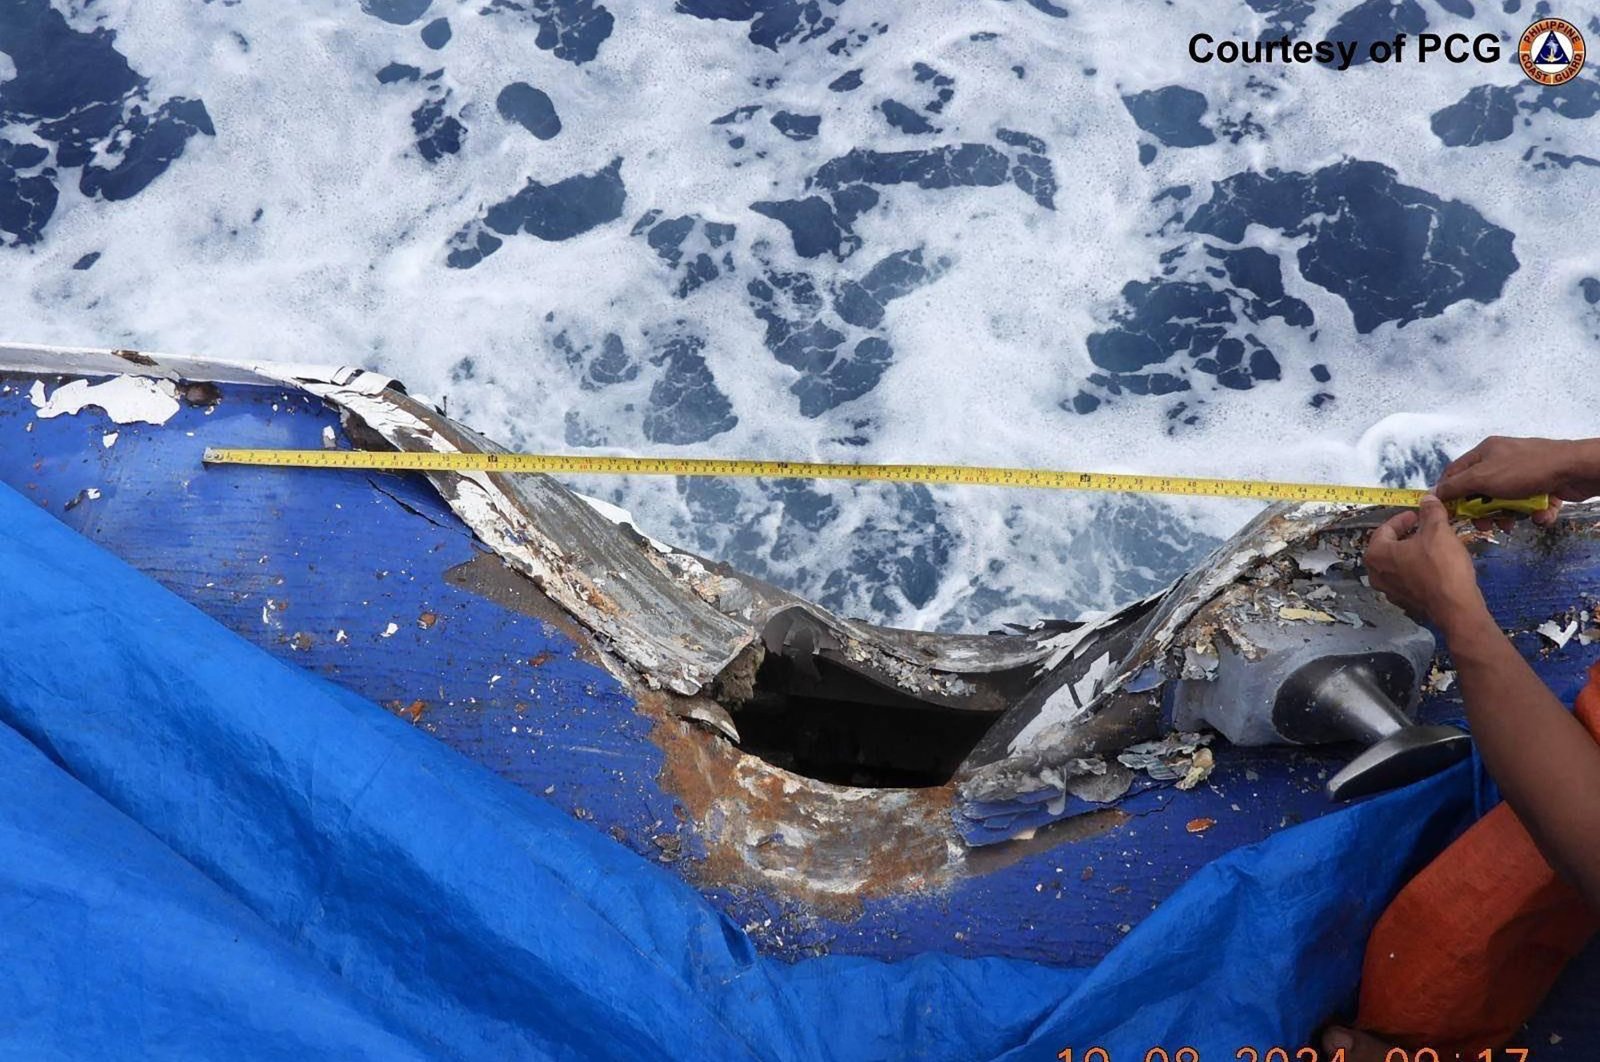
left=1119, top=732, right=1213, bottom=783
left=1292, top=546, right=1341, bottom=575
left=381, top=622, right=399, bottom=638
left=1538, top=619, right=1579, bottom=649
left=102, top=432, right=118, bottom=448
left=1061, top=761, right=1135, bottom=804
left=1426, top=665, right=1456, bottom=694
left=63, top=487, right=101, bottom=511
left=419, top=611, right=439, bottom=630
left=1186, top=817, right=1215, bottom=834
left=385, top=699, right=427, bottom=723
left=1278, top=606, right=1336, bottom=623
left=652, top=833, right=682, bottom=861
left=322, top=425, right=337, bottom=449
left=669, top=699, right=741, bottom=743
left=1123, top=663, right=1164, bottom=693
left=1181, top=644, right=1220, bottom=680
left=1174, top=747, right=1215, bottom=791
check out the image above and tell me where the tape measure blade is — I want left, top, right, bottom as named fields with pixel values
left=200, top=448, right=1428, bottom=509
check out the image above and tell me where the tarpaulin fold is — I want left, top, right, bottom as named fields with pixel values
left=0, top=481, right=1471, bottom=1059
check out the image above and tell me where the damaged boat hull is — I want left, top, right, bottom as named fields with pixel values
left=1, top=343, right=1598, bottom=1047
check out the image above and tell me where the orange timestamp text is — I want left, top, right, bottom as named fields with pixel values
left=1057, top=1049, right=1533, bottom=1062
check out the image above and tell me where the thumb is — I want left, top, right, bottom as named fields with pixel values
left=1418, top=493, right=1450, bottom=529
left=1371, top=509, right=1418, bottom=546
left=1434, top=465, right=1483, bottom=502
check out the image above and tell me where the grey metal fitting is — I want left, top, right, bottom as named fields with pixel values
left=1172, top=578, right=1470, bottom=799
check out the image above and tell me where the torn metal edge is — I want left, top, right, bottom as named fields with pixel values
left=0, top=342, right=1071, bottom=701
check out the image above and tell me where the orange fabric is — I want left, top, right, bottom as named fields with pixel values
left=1355, top=661, right=1600, bottom=1051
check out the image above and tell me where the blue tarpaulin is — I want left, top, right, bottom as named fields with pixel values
left=0, top=479, right=1473, bottom=1059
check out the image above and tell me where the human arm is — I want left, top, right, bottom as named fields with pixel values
left=1365, top=495, right=1600, bottom=907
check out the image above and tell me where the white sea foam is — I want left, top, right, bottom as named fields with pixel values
left=3, top=0, right=1597, bottom=631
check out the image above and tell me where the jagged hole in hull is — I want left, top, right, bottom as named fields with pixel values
left=735, top=652, right=1001, bottom=788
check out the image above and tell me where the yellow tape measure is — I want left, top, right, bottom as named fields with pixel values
left=200, top=448, right=1547, bottom=519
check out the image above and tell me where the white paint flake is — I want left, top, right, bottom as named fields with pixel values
left=1072, top=651, right=1113, bottom=706
left=30, top=376, right=180, bottom=425
left=1292, top=547, right=1342, bottom=575
left=1538, top=619, right=1578, bottom=649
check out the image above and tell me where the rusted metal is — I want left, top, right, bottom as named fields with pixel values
left=641, top=689, right=962, bottom=918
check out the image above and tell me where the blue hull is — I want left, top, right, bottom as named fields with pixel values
left=1, top=354, right=1596, bottom=1051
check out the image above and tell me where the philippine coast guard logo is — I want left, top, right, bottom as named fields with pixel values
left=1519, top=18, right=1585, bottom=85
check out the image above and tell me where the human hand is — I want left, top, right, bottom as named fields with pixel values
left=1435, top=436, right=1599, bottom=529
left=1365, top=494, right=1489, bottom=634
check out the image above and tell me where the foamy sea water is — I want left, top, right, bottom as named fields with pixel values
left=2, top=0, right=1597, bottom=631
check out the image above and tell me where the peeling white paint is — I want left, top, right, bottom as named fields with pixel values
left=1072, top=651, right=1112, bottom=706
left=1293, top=547, right=1341, bottom=575
left=280, top=372, right=739, bottom=696
left=30, top=376, right=180, bottom=425
left=1031, top=607, right=1130, bottom=676
left=1538, top=619, right=1579, bottom=649
left=1008, top=684, right=1085, bottom=750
